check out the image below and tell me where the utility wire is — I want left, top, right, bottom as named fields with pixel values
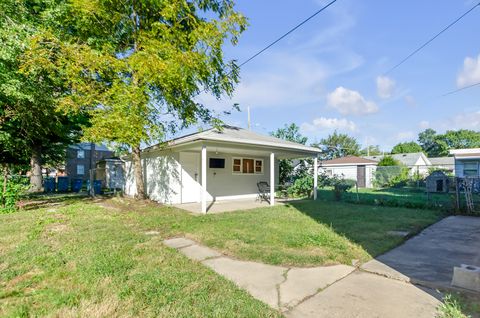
left=238, top=0, right=338, bottom=68
left=384, top=2, right=480, bottom=75
left=442, top=81, right=480, bottom=96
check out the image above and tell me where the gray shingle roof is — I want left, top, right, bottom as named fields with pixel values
left=69, top=143, right=112, bottom=152
left=364, top=152, right=430, bottom=166
left=148, top=125, right=321, bottom=154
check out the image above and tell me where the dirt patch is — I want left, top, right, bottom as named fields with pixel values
left=50, top=296, right=132, bottom=318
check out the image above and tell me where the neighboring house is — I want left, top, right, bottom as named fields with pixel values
left=123, top=126, right=321, bottom=213
left=429, top=156, right=455, bottom=173
left=364, top=152, right=432, bottom=176
left=319, top=156, right=378, bottom=188
left=66, top=143, right=115, bottom=181
left=449, top=148, right=480, bottom=178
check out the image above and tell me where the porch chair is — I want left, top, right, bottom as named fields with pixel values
left=257, top=181, right=270, bottom=203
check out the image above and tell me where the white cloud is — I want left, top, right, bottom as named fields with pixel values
left=446, top=110, right=480, bottom=130
left=419, top=120, right=430, bottom=129
left=326, top=87, right=378, bottom=115
left=376, top=76, right=396, bottom=99
left=301, top=117, right=356, bottom=134
left=457, top=53, right=480, bottom=88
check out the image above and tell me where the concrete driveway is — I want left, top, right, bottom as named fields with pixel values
left=362, top=216, right=480, bottom=290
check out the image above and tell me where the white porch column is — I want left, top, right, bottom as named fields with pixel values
left=270, top=152, right=275, bottom=206
left=313, top=156, right=318, bottom=200
left=201, top=145, right=207, bottom=214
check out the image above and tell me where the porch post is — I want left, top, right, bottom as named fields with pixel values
left=270, top=152, right=275, bottom=206
left=313, top=156, right=318, bottom=200
left=201, top=145, right=207, bottom=214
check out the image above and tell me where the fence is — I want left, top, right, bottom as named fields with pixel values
left=318, top=164, right=480, bottom=214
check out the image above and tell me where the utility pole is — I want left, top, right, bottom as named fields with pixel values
left=89, top=142, right=95, bottom=197
left=247, top=106, right=251, bottom=130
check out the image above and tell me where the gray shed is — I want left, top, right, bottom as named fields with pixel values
left=426, top=170, right=449, bottom=193
left=96, top=158, right=125, bottom=190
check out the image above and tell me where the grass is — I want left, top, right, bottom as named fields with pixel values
left=437, top=293, right=480, bottom=318
left=0, top=195, right=446, bottom=316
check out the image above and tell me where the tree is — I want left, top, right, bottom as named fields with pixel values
left=360, top=145, right=382, bottom=156
left=1, top=0, right=85, bottom=191
left=418, top=128, right=480, bottom=157
left=316, top=131, right=360, bottom=159
left=391, top=141, right=422, bottom=154
left=378, top=156, right=401, bottom=166
left=31, top=0, right=247, bottom=199
left=271, top=123, right=308, bottom=184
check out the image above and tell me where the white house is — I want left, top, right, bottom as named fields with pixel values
left=364, top=152, right=432, bottom=176
left=124, top=126, right=321, bottom=213
left=449, top=148, right=480, bottom=177
left=319, top=156, right=378, bottom=188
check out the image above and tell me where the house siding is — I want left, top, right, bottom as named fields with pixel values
left=66, top=146, right=114, bottom=180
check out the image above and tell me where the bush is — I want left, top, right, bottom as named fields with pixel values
left=287, top=175, right=313, bottom=198
left=330, top=177, right=356, bottom=201
left=1, top=176, right=29, bottom=213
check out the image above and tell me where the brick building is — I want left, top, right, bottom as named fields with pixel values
left=65, top=143, right=115, bottom=180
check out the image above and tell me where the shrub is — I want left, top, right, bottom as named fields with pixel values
left=287, top=175, right=313, bottom=198
left=328, top=176, right=356, bottom=201
left=1, top=176, right=29, bottom=214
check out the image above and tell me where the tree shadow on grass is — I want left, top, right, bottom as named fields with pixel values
left=18, top=193, right=91, bottom=210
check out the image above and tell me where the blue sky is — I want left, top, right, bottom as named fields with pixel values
left=195, top=0, right=480, bottom=150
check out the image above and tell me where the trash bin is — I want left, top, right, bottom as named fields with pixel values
left=57, top=176, right=69, bottom=192
left=44, top=178, right=55, bottom=193
left=93, top=180, right=102, bottom=195
left=72, top=179, right=83, bottom=193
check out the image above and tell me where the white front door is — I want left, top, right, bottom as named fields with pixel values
left=180, top=152, right=201, bottom=203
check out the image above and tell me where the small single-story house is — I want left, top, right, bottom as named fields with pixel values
left=124, top=126, right=322, bottom=213
left=449, top=148, right=480, bottom=178
left=364, top=152, right=431, bottom=176
left=319, top=156, right=378, bottom=188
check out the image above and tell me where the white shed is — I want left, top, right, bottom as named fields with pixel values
left=319, top=156, right=378, bottom=188
left=123, top=126, right=322, bottom=213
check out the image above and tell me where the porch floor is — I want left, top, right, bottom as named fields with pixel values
left=172, top=198, right=297, bottom=214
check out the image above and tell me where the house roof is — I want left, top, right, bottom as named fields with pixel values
left=429, top=157, right=454, bottom=166
left=449, top=148, right=480, bottom=159
left=364, top=152, right=431, bottom=166
left=69, top=143, right=112, bottom=152
left=145, top=125, right=322, bottom=155
left=320, top=155, right=378, bottom=166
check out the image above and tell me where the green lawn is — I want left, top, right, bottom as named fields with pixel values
left=0, top=196, right=446, bottom=316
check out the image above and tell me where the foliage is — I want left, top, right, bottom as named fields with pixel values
left=1, top=176, right=29, bottom=213
left=25, top=0, right=248, bottom=198
left=374, top=156, right=410, bottom=188
left=418, top=128, right=480, bottom=157
left=315, top=131, right=361, bottom=159
left=437, top=294, right=469, bottom=318
left=391, top=141, right=422, bottom=154
left=271, top=123, right=308, bottom=184
left=287, top=175, right=313, bottom=198
left=360, top=145, right=382, bottom=156
left=329, top=176, right=356, bottom=201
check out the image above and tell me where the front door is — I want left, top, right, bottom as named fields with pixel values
left=180, top=152, right=201, bottom=203
left=357, top=165, right=366, bottom=188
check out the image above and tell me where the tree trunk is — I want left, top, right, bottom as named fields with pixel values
left=29, top=147, right=43, bottom=192
left=132, top=145, right=146, bottom=199
left=2, top=164, right=7, bottom=208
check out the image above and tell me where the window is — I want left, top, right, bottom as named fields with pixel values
left=209, top=158, right=225, bottom=169
left=77, top=150, right=85, bottom=159
left=233, top=158, right=263, bottom=174
left=77, top=164, right=85, bottom=175
left=464, top=161, right=479, bottom=177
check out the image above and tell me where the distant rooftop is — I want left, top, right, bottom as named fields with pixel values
left=320, top=155, right=378, bottom=166
left=69, top=143, right=112, bottom=152
left=364, top=152, right=430, bottom=166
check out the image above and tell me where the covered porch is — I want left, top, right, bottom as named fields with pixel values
left=175, top=138, right=321, bottom=214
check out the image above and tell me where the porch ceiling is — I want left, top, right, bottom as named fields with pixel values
left=173, top=141, right=318, bottom=159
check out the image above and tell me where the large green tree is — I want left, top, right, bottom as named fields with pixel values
left=271, top=123, right=308, bottom=184
left=418, top=128, right=480, bottom=157
left=1, top=0, right=85, bottom=191
left=391, top=141, right=422, bottom=154
left=315, top=131, right=361, bottom=159
left=30, top=0, right=247, bottom=199
left=360, top=145, right=382, bottom=156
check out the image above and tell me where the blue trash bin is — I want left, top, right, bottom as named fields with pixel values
left=93, top=180, right=102, bottom=195
left=72, top=179, right=83, bottom=193
left=57, top=176, right=69, bottom=192
left=44, top=178, right=55, bottom=193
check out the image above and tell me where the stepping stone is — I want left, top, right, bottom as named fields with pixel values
left=279, top=265, right=355, bottom=310
left=285, top=271, right=439, bottom=318
left=203, top=257, right=287, bottom=309
left=387, top=230, right=410, bottom=237
left=180, top=244, right=222, bottom=261
left=145, top=230, right=160, bottom=236
left=163, top=237, right=195, bottom=249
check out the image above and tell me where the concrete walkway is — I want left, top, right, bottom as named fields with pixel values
left=164, top=237, right=441, bottom=317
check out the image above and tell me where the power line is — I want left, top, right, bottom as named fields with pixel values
left=442, top=81, right=480, bottom=96
left=384, top=2, right=480, bottom=75
left=238, top=0, right=338, bottom=68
